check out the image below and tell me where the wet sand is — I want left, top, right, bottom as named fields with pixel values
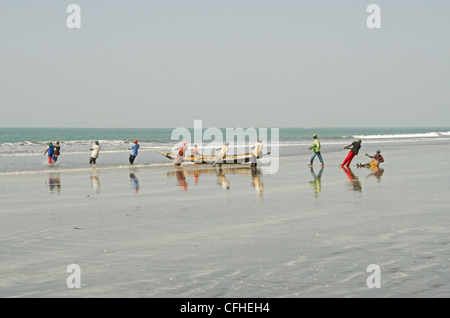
left=0, top=141, right=449, bottom=297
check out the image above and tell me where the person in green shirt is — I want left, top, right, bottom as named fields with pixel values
left=309, top=134, right=324, bottom=167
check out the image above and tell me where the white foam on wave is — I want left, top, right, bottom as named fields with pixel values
left=353, top=132, right=442, bottom=139
left=2, top=132, right=450, bottom=158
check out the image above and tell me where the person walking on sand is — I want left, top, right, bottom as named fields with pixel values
left=89, top=141, right=100, bottom=164
left=174, top=141, right=188, bottom=166
left=129, top=139, right=140, bottom=165
left=52, top=141, right=61, bottom=163
left=309, top=134, right=324, bottom=167
left=251, top=138, right=263, bottom=168
left=213, top=142, right=229, bottom=167
left=341, top=139, right=362, bottom=167
left=44, top=141, right=55, bottom=164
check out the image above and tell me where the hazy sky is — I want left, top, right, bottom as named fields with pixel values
left=0, top=1, right=449, bottom=128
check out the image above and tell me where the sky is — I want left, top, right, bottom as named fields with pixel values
left=0, top=0, right=449, bottom=128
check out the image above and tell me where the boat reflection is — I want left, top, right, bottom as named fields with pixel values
left=166, top=165, right=263, bottom=195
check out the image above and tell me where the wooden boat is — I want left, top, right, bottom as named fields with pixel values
left=159, top=151, right=270, bottom=164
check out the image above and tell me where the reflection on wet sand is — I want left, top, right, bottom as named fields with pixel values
left=175, top=169, right=188, bottom=192
left=47, top=173, right=61, bottom=194
left=166, top=165, right=263, bottom=195
left=215, top=167, right=230, bottom=190
left=310, top=167, right=323, bottom=199
left=194, top=169, right=199, bottom=185
left=356, top=163, right=385, bottom=182
left=341, top=166, right=362, bottom=192
left=366, top=166, right=384, bottom=181
left=251, top=168, right=263, bottom=197
left=91, top=170, right=101, bottom=194
left=130, top=172, right=139, bottom=194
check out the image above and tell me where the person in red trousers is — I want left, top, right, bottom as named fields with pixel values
left=341, top=139, right=362, bottom=167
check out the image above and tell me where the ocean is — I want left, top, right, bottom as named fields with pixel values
left=1, top=127, right=449, bottom=174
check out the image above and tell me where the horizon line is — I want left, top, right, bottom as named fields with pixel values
left=1, top=126, right=450, bottom=130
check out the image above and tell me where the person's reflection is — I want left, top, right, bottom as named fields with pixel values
left=175, top=170, right=188, bottom=192
left=310, top=167, right=323, bottom=199
left=341, top=166, right=362, bottom=192
left=366, top=166, right=384, bottom=182
left=194, top=168, right=199, bottom=186
left=91, top=171, right=101, bottom=194
left=251, top=167, right=264, bottom=196
left=130, top=172, right=139, bottom=194
left=47, top=173, right=61, bottom=194
left=215, top=167, right=230, bottom=190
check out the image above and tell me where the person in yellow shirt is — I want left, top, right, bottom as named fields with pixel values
left=358, top=150, right=384, bottom=168
left=308, top=134, right=324, bottom=167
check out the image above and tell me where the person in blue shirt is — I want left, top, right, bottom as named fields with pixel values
left=44, top=142, right=55, bottom=164
left=129, top=139, right=140, bottom=164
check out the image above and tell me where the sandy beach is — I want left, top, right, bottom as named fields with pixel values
left=1, top=140, right=449, bottom=298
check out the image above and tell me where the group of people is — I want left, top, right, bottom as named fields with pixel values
left=44, top=141, right=61, bottom=164
left=44, top=139, right=141, bottom=165
left=44, top=135, right=384, bottom=169
left=91, top=139, right=140, bottom=165
left=174, top=138, right=264, bottom=168
left=308, top=135, right=384, bottom=168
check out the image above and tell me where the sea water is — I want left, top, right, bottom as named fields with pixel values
left=1, top=127, right=449, bottom=174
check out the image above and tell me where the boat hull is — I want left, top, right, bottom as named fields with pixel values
left=159, top=151, right=269, bottom=164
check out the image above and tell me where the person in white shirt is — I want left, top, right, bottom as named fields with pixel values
left=251, top=138, right=263, bottom=168
left=213, top=142, right=229, bottom=167
left=175, top=141, right=189, bottom=166
left=89, top=141, right=100, bottom=164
